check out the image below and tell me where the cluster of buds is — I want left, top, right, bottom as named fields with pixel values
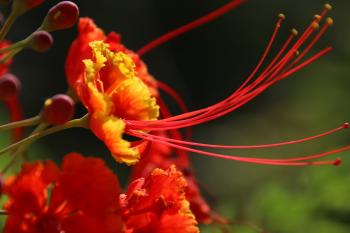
left=0, top=0, right=346, bottom=232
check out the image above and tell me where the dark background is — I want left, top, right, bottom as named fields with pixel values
left=1, top=0, right=350, bottom=232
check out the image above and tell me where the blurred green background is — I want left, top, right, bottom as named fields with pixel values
left=1, top=0, right=350, bottom=232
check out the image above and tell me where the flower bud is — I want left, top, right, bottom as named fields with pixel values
left=0, top=73, right=21, bottom=100
left=42, top=94, right=75, bottom=125
left=40, top=1, right=79, bottom=32
left=29, top=30, right=53, bottom=52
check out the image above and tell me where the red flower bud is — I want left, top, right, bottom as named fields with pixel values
left=41, top=1, right=79, bottom=32
left=0, top=73, right=21, bottom=100
left=29, top=30, right=53, bottom=52
left=42, top=94, right=75, bottom=125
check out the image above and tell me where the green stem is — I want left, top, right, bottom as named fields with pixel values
left=0, top=10, right=19, bottom=40
left=0, top=47, right=22, bottom=64
left=0, top=116, right=41, bottom=132
left=0, top=115, right=89, bottom=157
left=0, top=38, right=28, bottom=54
left=2, top=123, right=48, bottom=173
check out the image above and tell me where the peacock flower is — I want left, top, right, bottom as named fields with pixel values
left=66, top=16, right=219, bottom=222
left=120, top=165, right=199, bottom=233
left=73, top=4, right=347, bottom=166
left=77, top=41, right=159, bottom=165
left=2, top=153, right=199, bottom=233
left=3, top=153, right=123, bottom=233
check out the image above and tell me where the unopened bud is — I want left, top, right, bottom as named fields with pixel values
left=29, top=30, right=53, bottom=52
left=40, top=1, right=79, bottom=32
left=0, top=73, right=21, bottom=100
left=42, top=94, right=75, bottom=125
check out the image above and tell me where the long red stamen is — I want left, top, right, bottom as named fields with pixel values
left=128, top=130, right=344, bottom=166
left=290, top=17, right=333, bottom=67
left=157, top=80, right=189, bottom=117
left=126, top=5, right=333, bottom=131
left=126, top=5, right=341, bottom=166
left=157, top=97, right=189, bottom=159
left=157, top=80, right=192, bottom=138
left=137, top=0, right=246, bottom=56
left=232, top=14, right=285, bottom=95
left=127, top=123, right=347, bottom=149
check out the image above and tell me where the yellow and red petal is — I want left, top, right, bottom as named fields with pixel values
left=65, top=17, right=105, bottom=88
left=111, top=77, right=159, bottom=121
left=66, top=17, right=159, bottom=97
left=82, top=40, right=159, bottom=119
left=89, top=112, right=140, bottom=165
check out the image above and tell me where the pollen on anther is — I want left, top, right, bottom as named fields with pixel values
left=324, top=3, right=332, bottom=11
left=314, top=14, right=321, bottom=21
left=326, top=17, right=334, bottom=25
left=312, top=22, right=320, bottom=30
left=278, top=13, right=286, bottom=20
left=342, top=122, right=349, bottom=129
left=291, top=28, right=298, bottom=36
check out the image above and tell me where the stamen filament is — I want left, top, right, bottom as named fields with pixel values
left=129, top=130, right=342, bottom=166
left=127, top=123, right=346, bottom=149
left=137, top=0, right=246, bottom=56
left=157, top=80, right=189, bottom=114
left=232, top=15, right=285, bottom=95
left=126, top=5, right=333, bottom=131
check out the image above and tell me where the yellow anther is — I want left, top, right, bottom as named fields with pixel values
left=311, top=22, right=320, bottom=30
left=295, top=50, right=300, bottom=56
left=44, top=98, right=53, bottom=107
left=291, top=28, right=298, bottom=36
left=324, top=3, right=332, bottom=11
left=326, top=17, right=334, bottom=25
left=314, top=14, right=321, bottom=21
left=278, top=13, right=286, bottom=20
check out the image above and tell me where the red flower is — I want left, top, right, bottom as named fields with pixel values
left=3, top=153, right=122, bottom=233
left=131, top=131, right=218, bottom=224
left=3, top=154, right=199, bottom=232
left=121, top=165, right=199, bottom=233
